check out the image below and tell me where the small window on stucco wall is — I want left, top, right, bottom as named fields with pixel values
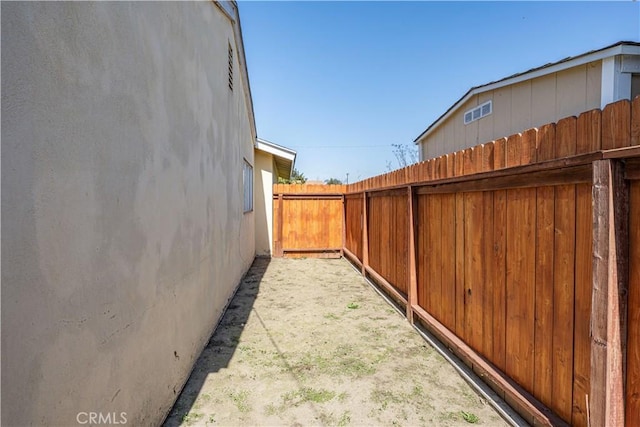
left=243, top=160, right=253, bottom=213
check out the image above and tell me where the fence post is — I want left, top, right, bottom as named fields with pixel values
left=275, top=192, right=284, bottom=257
left=407, top=186, right=418, bottom=323
left=341, top=194, right=346, bottom=257
left=590, top=159, right=629, bottom=426
left=362, top=192, right=369, bottom=276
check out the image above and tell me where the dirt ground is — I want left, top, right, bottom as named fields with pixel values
left=163, top=257, right=510, bottom=427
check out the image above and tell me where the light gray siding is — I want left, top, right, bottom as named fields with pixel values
left=420, top=60, right=603, bottom=160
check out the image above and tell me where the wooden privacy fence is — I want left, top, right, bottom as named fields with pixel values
left=272, top=184, right=345, bottom=258
left=274, top=98, right=640, bottom=426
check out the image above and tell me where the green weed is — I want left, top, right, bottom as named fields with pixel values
left=338, top=411, right=351, bottom=426
left=283, top=387, right=336, bottom=406
left=461, top=411, right=480, bottom=424
left=182, top=411, right=203, bottom=425
left=228, top=390, right=251, bottom=413
left=264, top=403, right=278, bottom=416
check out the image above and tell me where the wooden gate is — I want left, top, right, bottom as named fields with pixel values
left=272, top=184, right=345, bottom=258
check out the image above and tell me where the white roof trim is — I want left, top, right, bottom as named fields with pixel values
left=255, top=138, right=296, bottom=161
left=414, top=42, right=640, bottom=144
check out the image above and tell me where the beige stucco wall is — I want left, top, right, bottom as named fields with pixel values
left=254, top=150, right=274, bottom=257
left=2, top=2, right=255, bottom=425
left=421, top=60, right=603, bottom=159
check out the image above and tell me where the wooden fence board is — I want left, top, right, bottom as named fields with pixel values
left=521, top=128, right=537, bottom=165
left=464, top=190, right=484, bottom=354
left=454, top=151, right=464, bottom=176
left=492, top=189, right=507, bottom=373
left=428, top=195, right=443, bottom=323
left=533, top=185, right=554, bottom=409
left=369, top=196, right=381, bottom=278
left=407, top=187, right=418, bottom=321
left=633, top=96, right=640, bottom=147
left=556, top=116, right=577, bottom=157
left=274, top=193, right=283, bottom=256
left=345, top=195, right=363, bottom=261
left=455, top=192, right=466, bottom=339
left=590, top=160, right=628, bottom=427
left=482, top=190, right=494, bottom=360
left=572, top=183, right=592, bottom=427
left=417, top=195, right=429, bottom=313
left=577, top=109, right=601, bottom=153
left=446, top=154, right=455, bottom=178
left=441, top=194, right=457, bottom=332
left=494, top=137, right=506, bottom=170
left=362, top=192, right=369, bottom=275
left=537, top=124, right=556, bottom=161
left=396, top=194, right=409, bottom=295
left=367, top=193, right=408, bottom=296
left=482, top=142, right=495, bottom=172
left=505, top=188, right=536, bottom=394
left=552, top=184, right=576, bottom=421
left=627, top=180, right=640, bottom=426
left=602, top=100, right=631, bottom=149
left=506, top=134, right=522, bottom=167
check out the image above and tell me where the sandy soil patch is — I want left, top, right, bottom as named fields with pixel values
left=163, top=257, right=509, bottom=427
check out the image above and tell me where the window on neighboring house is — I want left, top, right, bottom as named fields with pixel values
left=464, top=100, right=492, bottom=124
left=243, top=160, right=253, bottom=212
left=228, top=43, right=233, bottom=91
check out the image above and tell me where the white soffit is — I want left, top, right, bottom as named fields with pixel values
left=255, top=138, right=296, bottom=161
left=255, top=138, right=297, bottom=179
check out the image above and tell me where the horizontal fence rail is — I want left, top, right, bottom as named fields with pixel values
left=275, top=98, right=640, bottom=426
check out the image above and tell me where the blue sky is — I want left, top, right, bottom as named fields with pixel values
left=239, top=1, right=640, bottom=183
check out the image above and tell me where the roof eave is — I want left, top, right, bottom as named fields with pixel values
left=255, top=138, right=297, bottom=179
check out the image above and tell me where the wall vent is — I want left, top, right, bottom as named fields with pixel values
left=464, top=100, right=492, bottom=124
left=228, top=43, right=233, bottom=91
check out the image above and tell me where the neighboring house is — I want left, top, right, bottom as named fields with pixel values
left=2, top=2, right=259, bottom=425
left=415, top=41, right=640, bottom=160
left=254, top=138, right=296, bottom=257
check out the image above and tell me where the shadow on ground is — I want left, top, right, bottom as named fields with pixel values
left=163, top=257, right=270, bottom=426
left=161, top=257, right=511, bottom=427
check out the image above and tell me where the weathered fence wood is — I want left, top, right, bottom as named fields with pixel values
left=573, top=183, right=592, bottom=426
left=492, top=189, right=507, bottom=374
left=627, top=180, right=640, bottom=426
left=590, top=159, right=629, bottom=427
left=362, top=192, right=369, bottom=275
left=505, top=188, right=536, bottom=395
left=533, top=185, right=554, bottom=409
left=406, top=186, right=418, bottom=322
left=552, top=183, right=576, bottom=421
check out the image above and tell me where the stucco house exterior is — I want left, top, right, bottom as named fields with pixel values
left=2, top=1, right=269, bottom=425
left=415, top=41, right=640, bottom=160
left=254, top=138, right=296, bottom=257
